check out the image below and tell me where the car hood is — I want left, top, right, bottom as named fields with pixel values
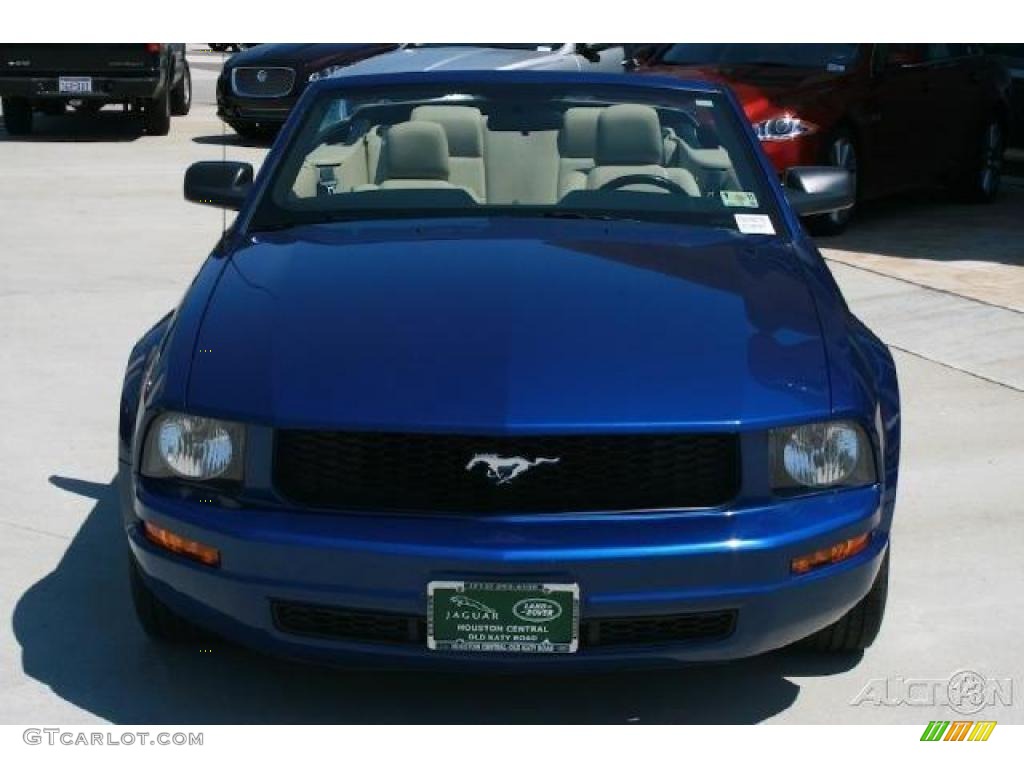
left=187, top=219, right=830, bottom=431
left=336, top=46, right=571, bottom=76
left=639, top=63, right=844, bottom=120
left=226, top=43, right=396, bottom=71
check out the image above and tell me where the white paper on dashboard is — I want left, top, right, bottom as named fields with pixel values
left=734, top=214, right=776, bottom=235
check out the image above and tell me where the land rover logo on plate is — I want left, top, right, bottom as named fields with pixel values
left=256, top=69, right=269, bottom=83
left=466, top=453, right=560, bottom=485
left=513, top=598, right=563, bottom=623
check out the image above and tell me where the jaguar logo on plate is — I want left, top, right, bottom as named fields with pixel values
left=256, top=69, right=269, bottom=83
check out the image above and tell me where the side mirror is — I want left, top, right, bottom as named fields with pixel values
left=184, top=161, right=254, bottom=210
left=784, top=166, right=854, bottom=218
left=574, top=44, right=602, bottom=64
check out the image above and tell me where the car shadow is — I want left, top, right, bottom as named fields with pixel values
left=192, top=133, right=275, bottom=148
left=819, top=181, right=1024, bottom=269
left=13, top=475, right=862, bottom=724
left=0, top=110, right=146, bottom=142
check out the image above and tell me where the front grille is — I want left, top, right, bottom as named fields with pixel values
left=273, top=431, right=740, bottom=513
left=271, top=600, right=737, bottom=648
left=231, top=66, right=295, bottom=98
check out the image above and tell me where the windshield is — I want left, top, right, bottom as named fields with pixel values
left=253, top=82, right=781, bottom=235
left=657, top=43, right=859, bottom=70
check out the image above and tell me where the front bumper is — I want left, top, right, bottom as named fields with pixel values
left=0, top=75, right=161, bottom=101
left=216, top=76, right=297, bottom=127
left=759, top=135, right=826, bottom=175
left=122, top=463, right=890, bottom=668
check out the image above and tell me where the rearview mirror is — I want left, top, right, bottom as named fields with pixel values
left=184, top=161, right=254, bottom=210
left=784, top=166, right=854, bottom=218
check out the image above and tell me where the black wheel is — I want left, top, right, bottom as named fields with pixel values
left=71, top=100, right=103, bottom=115
left=171, top=61, right=192, bottom=116
left=129, top=555, right=204, bottom=642
left=956, top=117, right=1004, bottom=203
left=1, top=97, right=33, bottom=135
left=805, top=130, right=858, bottom=237
left=38, top=101, right=66, bottom=117
left=802, top=549, right=889, bottom=652
left=143, top=86, right=171, bottom=136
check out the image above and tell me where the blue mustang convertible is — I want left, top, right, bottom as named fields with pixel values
left=119, top=71, right=900, bottom=666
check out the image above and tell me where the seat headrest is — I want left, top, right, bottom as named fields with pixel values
left=383, top=122, right=450, bottom=180
left=595, top=104, right=664, bottom=166
left=411, top=105, right=484, bottom=158
left=558, top=107, right=603, bottom=158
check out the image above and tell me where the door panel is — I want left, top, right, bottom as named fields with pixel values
left=863, top=44, right=933, bottom=195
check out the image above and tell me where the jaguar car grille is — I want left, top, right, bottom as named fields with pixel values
left=231, top=66, right=296, bottom=98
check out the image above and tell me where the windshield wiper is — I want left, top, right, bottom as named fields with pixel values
left=535, top=210, right=640, bottom=222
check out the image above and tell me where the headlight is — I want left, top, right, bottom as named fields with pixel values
left=141, top=412, right=245, bottom=482
left=753, top=115, right=817, bottom=142
left=308, top=64, right=347, bottom=82
left=770, top=420, right=875, bottom=491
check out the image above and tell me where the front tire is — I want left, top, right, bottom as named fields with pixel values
left=170, top=62, right=192, bottom=116
left=805, top=130, right=858, bottom=237
left=1, top=97, right=34, bottom=135
left=956, top=118, right=1004, bottom=203
left=802, top=549, right=889, bottom=652
left=129, top=556, right=204, bottom=642
left=143, top=87, right=171, bottom=136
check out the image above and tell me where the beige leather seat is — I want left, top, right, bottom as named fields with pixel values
left=556, top=107, right=603, bottom=197
left=358, top=121, right=477, bottom=199
left=570, top=104, right=700, bottom=197
left=411, top=105, right=487, bottom=201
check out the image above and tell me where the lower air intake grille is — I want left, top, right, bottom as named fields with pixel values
left=584, top=610, right=737, bottom=647
left=271, top=600, right=736, bottom=648
left=271, top=601, right=424, bottom=645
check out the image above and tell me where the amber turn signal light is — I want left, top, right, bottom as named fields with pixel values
left=791, top=532, right=870, bottom=575
left=143, top=521, right=220, bottom=567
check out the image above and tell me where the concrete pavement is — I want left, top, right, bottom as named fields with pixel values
left=0, top=51, right=1021, bottom=723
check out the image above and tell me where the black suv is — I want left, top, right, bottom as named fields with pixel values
left=0, top=44, right=190, bottom=136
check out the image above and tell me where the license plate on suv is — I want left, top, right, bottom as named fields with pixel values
left=58, top=77, right=93, bottom=94
left=427, top=581, right=579, bottom=653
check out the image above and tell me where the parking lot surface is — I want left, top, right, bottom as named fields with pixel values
left=1, top=49, right=1022, bottom=723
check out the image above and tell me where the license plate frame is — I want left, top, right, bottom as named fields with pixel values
left=58, top=76, right=93, bottom=95
left=427, top=581, right=580, bottom=654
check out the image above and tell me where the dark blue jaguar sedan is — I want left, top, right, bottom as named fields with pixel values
left=119, top=71, right=899, bottom=666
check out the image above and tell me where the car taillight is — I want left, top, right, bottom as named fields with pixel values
left=145, top=43, right=161, bottom=54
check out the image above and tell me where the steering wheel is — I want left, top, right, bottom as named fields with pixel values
left=596, top=173, right=689, bottom=195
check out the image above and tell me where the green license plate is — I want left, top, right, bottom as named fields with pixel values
left=427, top=581, right=580, bottom=653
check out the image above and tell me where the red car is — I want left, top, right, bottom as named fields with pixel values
left=636, top=44, right=1013, bottom=233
